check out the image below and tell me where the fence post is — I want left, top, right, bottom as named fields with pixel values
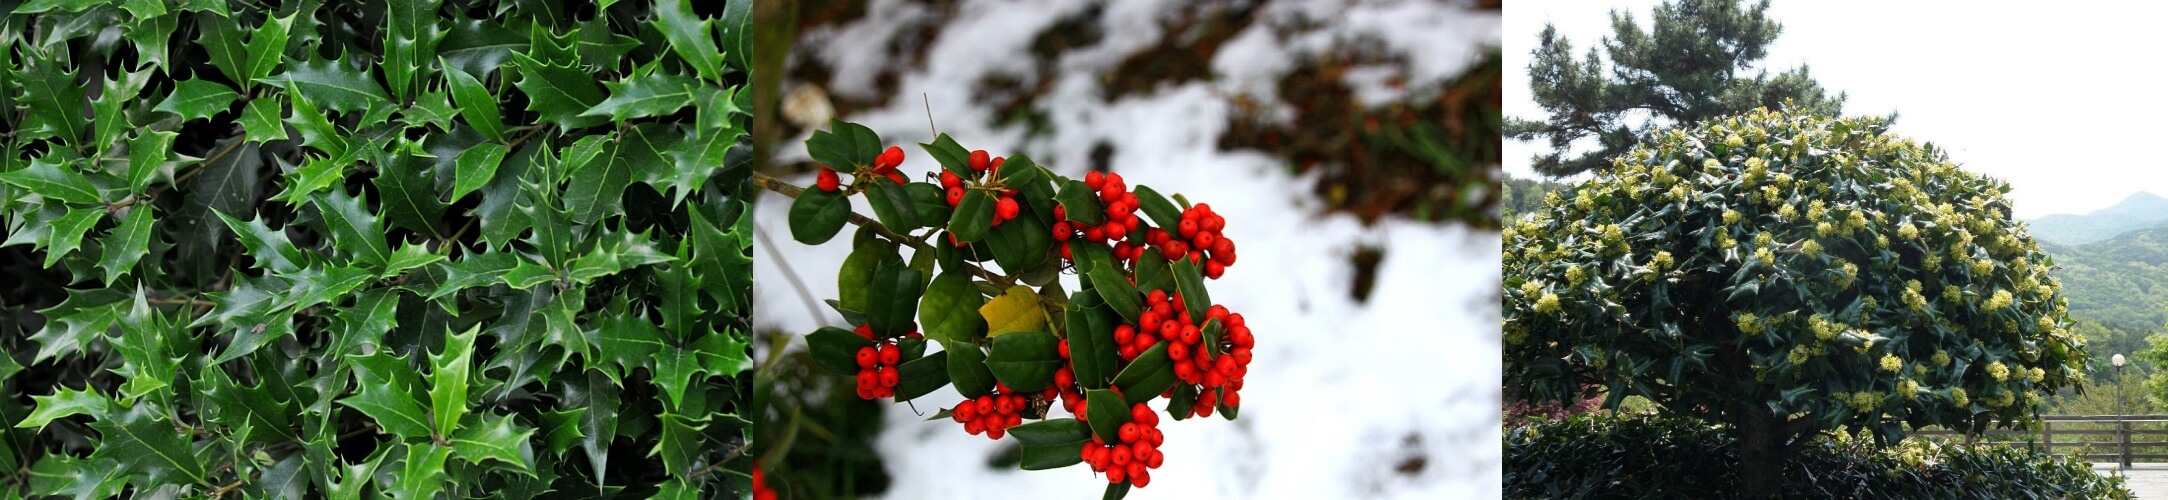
left=2043, top=421, right=2053, bottom=455
left=2123, top=420, right=2134, bottom=469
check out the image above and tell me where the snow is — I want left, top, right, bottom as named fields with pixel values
left=756, top=1, right=1501, bottom=497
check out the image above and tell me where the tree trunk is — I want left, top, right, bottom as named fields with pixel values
left=1737, top=410, right=1785, bottom=498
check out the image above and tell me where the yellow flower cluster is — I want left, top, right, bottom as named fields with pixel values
left=1897, top=379, right=1919, bottom=399
left=2028, top=367, right=2046, bottom=383
left=1722, top=210, right=1742, bottom=225
left=1807, top=200, right=1828, bottom=221
left=1835, top=261, right=1858, bottom=289
left=1986, top=361, right=2010, bottom=381
left=1970, top=258, right=1994, bottom=276
left=1803, top=239, right=1823, bottom=258
left=1983, top=289, right=2013, bottom=312
left=1788, top=346, right=1810, bottom=365
left=1933, top=350, right=1952, bottom=367
left=1535, top=293, right=1561, bottom=314
left=1519, top=280, right=1541, bottom=297
left=1755, top=247, right=1774, bottom=266
left=1949, top=388, right=1969, bottom=407
left=1897, top=222, right=1919, bottom=240
left=1726, top=134, right=1745, bottom=148
left=1575, top=191, right=1594, bottom=211
left=1735, top=312, right=1766, bottom=335
left=1879, top=354, right=1902, bottom=373
left=1565, top=265, right=1586, bottom=286
left=1809, top=315, right=1844, bottom=341
left=1651, top=251, right=1674, bottom=271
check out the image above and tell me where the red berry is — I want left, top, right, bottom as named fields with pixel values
left=1059, top=339, right=1072, bottom=358
left=976, top=396, right=995, bottom=416
left=1112, top=446, right=1132, bottom=466
left=879, top=366, right=900, bottom=387
left=1224, top=390, right=1242, bottom=408
left=969, top=150, right=991, bottom=172
left=1107, top=466, right=1126, bottom=484
left=1119, top=423, right=1141, bottom=443
left=856, top=347, right=878, bottom=368
left=1115, top=325, right=1135, bottom=345
left=816, top=167, right=841, bottom=192
left=946, top=186, right=965, bottom=206
left=885, top=171, right=907, bottom=185
left=878, top=146, right=905, bottom=170
left=1168, top=342, right=1189, bottom=361
left=990, top=156, right=1006, bottom=172
left=996, top=197, right=1019, bottom=221
left=1132, top=468, right=1152, bottom=487
left=856, top=324, right=875, bottom=340
left=1130, top=404, right=1153, bottom=424
left=879, top=344, right=901, bottom=366
left=1178, top=219, right=1198, bottom=238
left=1085, top=171, right=1105, bottom=190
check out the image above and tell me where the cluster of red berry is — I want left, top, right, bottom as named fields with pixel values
left=950, top=383, right=1030, bottom=440
left=815, top=146, right=911, bottom=192
left=1052, top=171, right=1147, bottom=263
left=851, top=324, right=920, bottom=400
left=1081, top=403, right=1167, bottom=488
left=1185, top=305, right=1252, bottom=417
left=1053, top=339, right=1084, bottom=415
left=1146, top=204, right=1236, bottom=279
left=752, top=465, right=777, bottom=500
left=940, top=150, right=1024, bottom=227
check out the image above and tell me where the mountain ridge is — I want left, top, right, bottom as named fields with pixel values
left=2027, top=191, right=2168, bottom=246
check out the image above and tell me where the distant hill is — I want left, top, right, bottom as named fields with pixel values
left=2028, top=192, right=2168, bottom=245
left=2043, top=227, right=2168, bottom=331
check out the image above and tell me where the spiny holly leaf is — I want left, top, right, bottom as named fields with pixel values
left=126, top=130, right=176, bottom=194
left=41, top=208, right=103, bottom=267
left=95, top=205, right=156, bottom=283
left=449, top=413, right=536, bottom=473
left=26, top=455, right=128, bottom=500
left=16, top=57, right=87, bottom=145
left=155, top=78, right=237, bottom=121
left=431, top=325, right=481, bottom=438
left=214, top=209, right=306, bottom=273
left=653, top=0, right=722, bottom=82
left=339, top=351, right=434, bottom=440
left=27, top=289, right=125, bottom=363
left=452, top=142, right=509, bottom=204
left=89, top=404, right=211, bottom=487
left=196, top=367, right=299, bottom=444
left=111, top=289, right=185, bottom=400
left=91, top=68, right=152, bottom=149
left=373, top=142, right=448, bottom=236
left=509, top=51, right=606, bottom=130
left=383, top=0, right=445, bottom=101
left=240, top=97, right=289, bottom=142
left=15, top=386, right=112, bottom=430
left=1, top=156, right=102, bottom=205
left=312, top=188, right=392, bottom=268
left=258, top=57, right=391, bottom=113
left=395, top=443, right=454, bottom=499
left=243, top=13, right=296, bottom=83
left=583, top=65, right=699, bottom=121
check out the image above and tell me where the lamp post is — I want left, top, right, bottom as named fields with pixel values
left=2115, top=353, right=2128, bottom=471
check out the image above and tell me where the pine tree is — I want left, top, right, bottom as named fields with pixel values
left=1506, top=0, right=1847, bottom=177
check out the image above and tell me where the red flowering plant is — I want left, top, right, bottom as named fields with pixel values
left=756, top=120, right=1253, bottom=498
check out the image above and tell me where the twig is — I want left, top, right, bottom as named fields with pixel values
left=148, top=297, right=216, bottom=307
left=109, top=138, right=248, bottom=211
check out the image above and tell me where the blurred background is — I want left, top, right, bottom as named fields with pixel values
left=748, top=0, right=1502, bottom=497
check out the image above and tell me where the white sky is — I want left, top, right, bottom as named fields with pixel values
left=1504, top=1, right=2168, bottom=219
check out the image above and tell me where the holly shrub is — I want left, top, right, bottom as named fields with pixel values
left=1501, top=109, right=2088, bottom=493
left=1, top=0, right=752, bottom=497
left=766, top=121, right=1253, bottom=499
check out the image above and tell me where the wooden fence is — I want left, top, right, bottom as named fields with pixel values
left=1911, top=415, right=2168, bottom=467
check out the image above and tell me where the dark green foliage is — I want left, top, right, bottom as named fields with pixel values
left=1505, top=0, right=1847, bottom=177
left=2043, top=227, right=2168, bottom=331
left=1505, top=413, right=2133, bottom=499
left=1, top=0, right=753, bottom=497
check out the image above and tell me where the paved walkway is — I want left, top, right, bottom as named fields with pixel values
left=2097, top=463, right=2168, bottom=497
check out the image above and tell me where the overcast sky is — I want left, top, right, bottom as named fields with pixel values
left=1505, top=1, right=2168, bottom=219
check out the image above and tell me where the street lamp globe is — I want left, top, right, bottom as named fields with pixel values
left=2114, top=354, right=2127, bottom=367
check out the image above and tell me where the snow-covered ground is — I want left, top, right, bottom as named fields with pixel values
left=755, top=1, right=1502, bottom=497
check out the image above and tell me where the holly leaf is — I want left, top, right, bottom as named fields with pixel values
left=126, top=131, right=176, bottom=194
left=894, top=350, right=951, bottom=401
left=441, top=58, right=505, bottom=141
left=865, top=261, right=925, bottom=337
left=431, top=325, right=481, bottom=438
left=15, top=386, right=112, bottom=430
left=787, top=188, right=850, bottom=245
left=1064, top=292, right=1120, bottom=390
left=979, top=285, right=1048, bottom=338
left=1088, top=266, right=1142, bottom=324
left=450, top=413, right=536, bottom=474
left=257, top=57, right=390, bottom=113
left=1083, top=389, right=1129, bottom=444
left=1112, top=342, right=1177, bottom=406
left=242, top=13, right=295, bottom=83
left=239, top=93, right=290, bottom=142
left=984, top=331, right=1062, bottom=393
left=88, top=405, right=210, bottom=487
left=509, top=51, right=606, bottom=130
left=920, top=272, right=988, bottom=343
left=395, top=444, right=454, bottom=499
left=214, top=209, right=305, bottom=273
left=1172, top=258, right=1212, bottom=320
left=945, top=341, right=997, bottom=398
left=805, top=326, right=874, bottom=377
left=339, top=351, right=434, bottom=440
left=582, top=68, right=698, bottom=121
left=653, top=0, right=722, bottom=82
left=1, top=156, right=102, bottom=204
left=95, top=206, right=155, bottom=283
left=41, top=208, right=103, bottom=267
left=312, top=188, right=392, bottom=268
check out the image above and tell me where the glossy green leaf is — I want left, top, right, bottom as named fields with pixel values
left=441, top=59, right=506, bottom=141
left=1083, top=389, right=1129, bottom=444
left=1172, top=258, right=1212, bottom=320
left=126, top=131, right=175, bottom=194
left=945, top=341, right=997, bottom=398
left=920, top=272, right=988, bottom=343
left=431, top=325, right=480, bottom=437
left=584, top=69, right=698, bottom=121
left=985, top=331, right=1062, bottom=393
left=1, top=157, right=101, bottom=204
left=1064, top=292, right=1120, bottom=390
left=1112, top=342, right=1176, bottom=405
left=450, top=413, right=536, bottom=473
left=94, top=207, right=155, bottom=283
left=654, top=0, right=722, bottom=82
left=339, top=352, right=434, bottom=440
left=42, top=208, right=103, bottom=267
left=452, top=143, right=508, bottom=202
left=865, top=261, right=925, bottom=337
left=157, top=80, right=239, bottom=122
left=950, top=189, right=995, bottom=243
left=894, top=350, right=951, bottom=401
left=258, top=57, right=390, bottom=113
left=806, top=326, right=874, bottom=377
left=788, top=188, right=851, bottom=245
left=15, top=387, right=112, bottom=430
